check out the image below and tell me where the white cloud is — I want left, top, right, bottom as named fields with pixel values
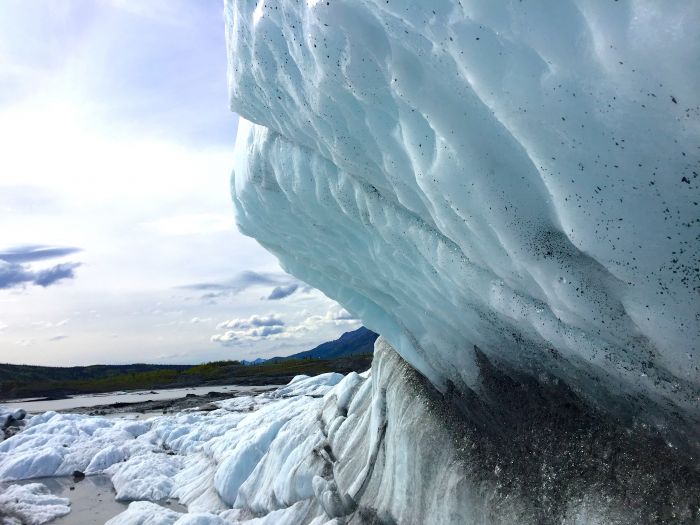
left=211, top=324, right=286, bottom=345
left=285, top=305, right=358, bottom=335
left=266, top=283, right=299, bottom=300
left=216, top=313, right=285, bottom=331
left=211, top=306, right=359, bottom=347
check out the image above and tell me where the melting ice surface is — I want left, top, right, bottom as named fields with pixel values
left=227, top=0, right=699, bottom=447
left=0, top=483, right=70, bottom=525
left=0, top=374, right=346, bottom=524
left=2, top=343, right=697, bottom=523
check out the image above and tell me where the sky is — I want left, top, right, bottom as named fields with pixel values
left=0, top=0, right=359, bottom=366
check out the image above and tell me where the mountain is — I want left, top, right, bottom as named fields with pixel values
left=256, top=326, right=378, bottom=365
left=240, top=358, right=268, bottom=366
left=286, top=326, right=377, bottom=360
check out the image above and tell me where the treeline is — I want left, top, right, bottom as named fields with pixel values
left=0, top=363, right=192, bottom=391
left=0, top=355, right=373, bottom=400
left=0, top=363, right=212, bottom=399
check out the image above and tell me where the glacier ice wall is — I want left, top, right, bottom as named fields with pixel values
left=226, top=0, right=700, bottom=449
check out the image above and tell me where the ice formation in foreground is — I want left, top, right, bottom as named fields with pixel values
left=1, top=342, right=698, bottom=523
left=227, top=0, right=699, bottom=451
left=0, top=483, right=70, bottom=525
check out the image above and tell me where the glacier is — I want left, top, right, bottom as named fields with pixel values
left=1, top=342, right=697, bottom=523
left=2, top=1, right=698, bottom=523
left=0, top=374, right=345, bottom=524
left=0, top=483, right=70, bottom=525
left=222, top=0, right=700, bottom=522
left=227, top=0, right=699, bottom=452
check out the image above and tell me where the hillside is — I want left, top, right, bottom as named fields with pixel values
left=286, top=326, right=378, bottom=360
left=241, top=327, right=378, bottom=365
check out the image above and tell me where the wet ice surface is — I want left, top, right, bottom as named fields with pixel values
left=0, top=475, right=187, bottom=525
left=0, top=482, right=69, bottom=525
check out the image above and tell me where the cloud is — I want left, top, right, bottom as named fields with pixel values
left=33, top=262, right=81, bottom=287
left=0, top=245, right=81, bottom=263
left=0, top=261, right=80, bottom=289
left=267, top=284, right=299, bottom=300
left=331, top=307, right=356, bottom=321
left=211, top=313, right=285, bottom=345
left=211, top=325, right=285, bottom=345
left=183, top=271, right=283, bottom=292
left=0, top=260, right=81, bottom=290
left=284, top=305, right=359, bottom=336
left=211, top=307, right=359, bottom=347
left=217, top=314, right=284, bottom=330
left=0, top=245, right=82, bottom=290
left=48, top=334, right=68, bottom=342
left=0, top=261, right=30, bottom=289
left=182, top=271, right=308, bottom=302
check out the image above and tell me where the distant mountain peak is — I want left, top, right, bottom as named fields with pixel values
left=244, top=327, right=378, bottom=365
left=240, top=357, right=268, bottom=366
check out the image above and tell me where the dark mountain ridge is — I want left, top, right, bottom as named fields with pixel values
left=251, top=326, right=378, bottom=365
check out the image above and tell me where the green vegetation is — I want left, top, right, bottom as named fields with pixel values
left=0, top=354, right=373, bottom=400
left=0, top=363, right=191, bottom=391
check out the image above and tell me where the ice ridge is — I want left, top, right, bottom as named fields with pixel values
left=226, top=0, right=700, bottom=449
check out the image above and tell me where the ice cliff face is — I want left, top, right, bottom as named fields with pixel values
left=226, top=0, right=699, bottom=451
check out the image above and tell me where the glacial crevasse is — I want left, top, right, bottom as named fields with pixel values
left=226, top=0, right=699, bottom=449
